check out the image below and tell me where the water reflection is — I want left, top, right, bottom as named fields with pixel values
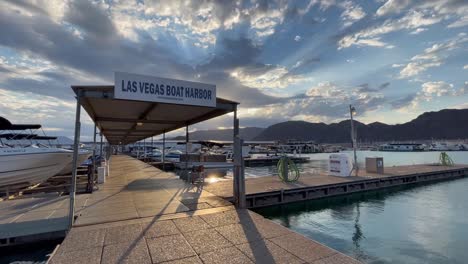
left=352, top=203, right=366, bottom=260
left=255, top=177, right=468, bottom=264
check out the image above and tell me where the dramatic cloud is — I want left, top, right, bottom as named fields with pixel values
left=0, top=88, right=95, bottom=139
left=340, top=1, right=366, bottom=27
left=338, top=10, right=444, bottom=49
left=390, top=94, right=417, bottom=109
left=230, top=65, right=308, bottom=89
left=0, top=0, right=466, bottom=138
left=448, top=15, right=468, bottom=28
left=376, top=0, right=412, bottom=16
left=398, top=33, right=468, bottom=78
left=395, top=81, right=466, bottom=110
left=410, top=28, right=428, bottom=34
left=339, top=0, right=468, bottom=49
left=356, top=82, right=390, bottom=93
left=421, top=81, right=454, bottom=97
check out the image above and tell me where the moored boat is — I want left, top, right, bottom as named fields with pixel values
left=56, top=149, right=92, bottom=175
left=378, top=143, right=425, bottom=152
left=0, top=117, right=73, bottom=190
left=428, top=142, right=464, bottom=151
left=0, top=145, right=73, bottom=189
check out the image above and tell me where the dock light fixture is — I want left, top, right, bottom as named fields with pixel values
left=349, top=104, right=358, bottom=176
left=136, top=122, right=143, bottom=126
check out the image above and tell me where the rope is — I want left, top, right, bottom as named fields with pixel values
left=277, top=156, right=300, bottom=182
left=439, top=152, right=454, bottom=166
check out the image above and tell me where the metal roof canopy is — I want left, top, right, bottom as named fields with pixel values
left=72, top=85, right=238, bottom=145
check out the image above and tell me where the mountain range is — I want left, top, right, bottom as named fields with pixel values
left=174, top=109, right=468, bottom=143
left=254, top=109, right=468, bottom=142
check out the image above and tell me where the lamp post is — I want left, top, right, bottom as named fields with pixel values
left=349, top=105, right=358, bottom=176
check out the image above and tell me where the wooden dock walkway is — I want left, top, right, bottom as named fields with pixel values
left=48, top=155, right=362, bottom=263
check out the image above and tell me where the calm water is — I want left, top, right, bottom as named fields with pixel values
left=255, top=177, right=468, bottom=264
left=243, top=151, right=468, bottom=178
left=0, top=239, right=61, bottom=264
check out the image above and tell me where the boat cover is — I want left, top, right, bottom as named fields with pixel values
left=0, top=117, right=42, bottom=130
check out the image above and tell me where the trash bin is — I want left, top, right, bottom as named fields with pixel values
left=366, top=157, right=384, bottom=174
left=97, top=167, right=106, bottom=183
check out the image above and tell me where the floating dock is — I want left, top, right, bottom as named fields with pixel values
left=204, top=164, right=468, bottom=208
left=5, top=155, right=466, bottom=263
left=43, top=155, right=360, bottom=263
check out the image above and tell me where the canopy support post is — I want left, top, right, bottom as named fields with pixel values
left=162, top=131, right=166, bottom=170
left=185, top=125, right=189, bottom=182
left=99, top=131, right=103, bottom=165
left=233, top=106, right=245, bottom=208
left=92, top=124, right=97, bottom=182
left=68, top=93, right=82, bottom=230
left=233, top=109, right=239, bottom=206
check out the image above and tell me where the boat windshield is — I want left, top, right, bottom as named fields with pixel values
left=167, top=149, right=183, bottom=154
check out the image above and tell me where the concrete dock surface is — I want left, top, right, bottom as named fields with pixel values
left=47, top=155, right=361, bottom=263
left=0, top=193, right=87, bottom=241
left=50, top=208, right=360, bottom=264
left=74, top=156, right=230, bottom=226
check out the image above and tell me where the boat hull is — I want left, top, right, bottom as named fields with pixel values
left=0, top=149, right=73, bottom=189
left=56, top=150, right=92, bottom=175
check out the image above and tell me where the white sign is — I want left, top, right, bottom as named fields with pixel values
left=114, top=72, right=216, bottom=107
left=328, top=153, right=352, bottom=177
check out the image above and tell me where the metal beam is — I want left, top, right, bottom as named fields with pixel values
left=99, top=131, right=103, bottom=161
left=68, top=94, right=82, bottom=229
left=73, top=87, right=114, bottom=100
left=162, top=131, right=165, bottom=170
left=185, top=126, right=189, bottom=181
left=123, top=103, right=159, bottom=138
left=215, top=102, right=237, bottom=111
left=232, top=105, right=245, bottom=208
left=233, top=107, right=238, bottom=207
left=107, top=134, right=158, bottom=138
left=92, top=124, right=97, bottom=183
left=103, top=128, right=163, bottom=132
left=95, top=117, right=183, bottom=124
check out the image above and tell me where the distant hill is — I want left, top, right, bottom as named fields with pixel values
left=254, top=109, right=468, bottom=143
left=172, top=127, right=264, bottom=141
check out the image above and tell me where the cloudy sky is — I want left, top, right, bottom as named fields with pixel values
left=0, top=0, right=467, bottom=140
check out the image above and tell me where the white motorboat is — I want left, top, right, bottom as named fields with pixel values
left=428, top=142, right=464, bottom=151
left=0, top=116, right=73, bottom=189
left=147, top=149, right=183, bottom=162
left=56, top=149, right=92, bottom=175
left=378, top=143, right=425, bottom=151
left=0, top=146, right=73, bottom=189
left=164, top=149, right=183, bottom=162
